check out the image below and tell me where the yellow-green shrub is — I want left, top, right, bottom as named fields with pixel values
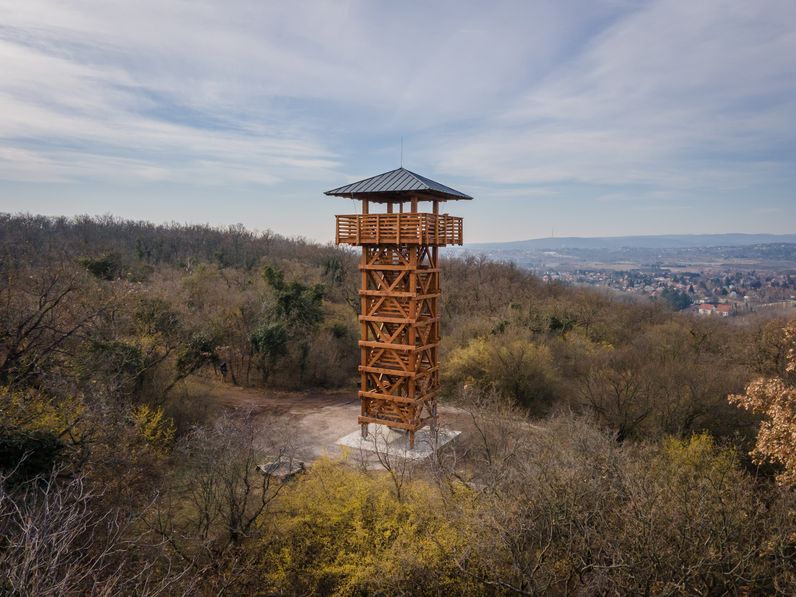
left=444, top=335, right=560, bottom=414
left=131, top=404, right=175, bottom=454
left=259, top=459, right=475, bottom=596
left=0, top=387, right=84, bottom=438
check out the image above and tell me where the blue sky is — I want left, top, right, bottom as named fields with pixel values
left=0, top=0, right=794, bottom=243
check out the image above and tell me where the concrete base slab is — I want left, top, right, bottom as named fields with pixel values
left=336, top=424, right=460, bottom=460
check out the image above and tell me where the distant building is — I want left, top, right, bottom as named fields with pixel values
left=696, top=303, right=734, bottom=317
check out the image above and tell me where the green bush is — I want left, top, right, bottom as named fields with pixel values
left=444, top=334, right=560, bottom=414
left=79, top=252, right=122, bottom=280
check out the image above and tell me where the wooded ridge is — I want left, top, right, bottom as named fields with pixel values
left=1, top=214, right=794, bottom=595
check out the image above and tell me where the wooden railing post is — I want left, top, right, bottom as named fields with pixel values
left=423, top=214, right=428, bottom=244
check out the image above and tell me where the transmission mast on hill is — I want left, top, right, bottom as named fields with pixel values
left=326, top=168, right=472, bottom=448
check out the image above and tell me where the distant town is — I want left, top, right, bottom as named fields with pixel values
left=456, top=237, right=796, bottom=316
left=541, top=268, right=796, bottom=315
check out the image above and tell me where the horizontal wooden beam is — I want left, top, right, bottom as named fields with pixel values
left=359, top=365, right=415, bottom=377
left=359, top=264, right=441, bottom=272
left=359, top=340, right=440, bottom=352
left=357, top=416, right=417, bottom=430
left=359, top=389, right=438, bottom=404
left=360, top=339, right=415, bottom=351
left=359, top=391, right=416, bottom=405
left=359, top=364, right=439, bottom=377
left=359, top=290, right=441, bottom=300
left=359, top=315, right=440, bottom=325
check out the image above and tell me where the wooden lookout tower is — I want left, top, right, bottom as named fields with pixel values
left=326, top=167, right=471, bottom=448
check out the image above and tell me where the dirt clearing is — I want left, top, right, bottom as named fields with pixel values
left=177, top=378, right=472, bottom=462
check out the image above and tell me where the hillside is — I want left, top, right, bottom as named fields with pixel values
left=1, top=214, right=795, bottom=594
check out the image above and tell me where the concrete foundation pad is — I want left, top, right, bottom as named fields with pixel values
left=336, top=424, right=460, bottom=460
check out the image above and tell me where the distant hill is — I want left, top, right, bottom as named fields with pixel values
left=467, top=234, right=796, bottom=251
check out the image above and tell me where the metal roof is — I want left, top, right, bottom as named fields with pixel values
left=324, top=167, right=473, bottom=201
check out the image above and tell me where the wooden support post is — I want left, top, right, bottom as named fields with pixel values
left=360, top=246, right=368, bottom=431
left=408, top=245, right=417, bottom=437
left=431, top=244, right=439, bottom=433
left=433, top=200, right=439, bottom=244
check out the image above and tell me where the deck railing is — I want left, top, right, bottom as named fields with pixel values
left=335, top=213, right=463, bottom=246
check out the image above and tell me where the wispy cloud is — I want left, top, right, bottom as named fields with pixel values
left=0, top=0, right=793, bottom=239
left=426, top=1, right=796, bottom=195
left=0, top=1, right=347, bottom=185
left=0, top=0, right=600, bottom=188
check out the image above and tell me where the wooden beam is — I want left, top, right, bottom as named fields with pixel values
left=357, top=416, right=420, bottom=431
left=359, top=264, right=441, bottom=272
left=356, top=389, right=439, bottom=406
left=359, top=289, right=440, bottom=299
left=358, top=364, right=439, bottom=377
left=359, top=340, right=440, bottom=352
left=358, top=391, right=418, bottom=405
left=359, top=314, right=440, bottom=324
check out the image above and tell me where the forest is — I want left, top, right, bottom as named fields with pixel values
left=1, top=213, right=795, bottom=595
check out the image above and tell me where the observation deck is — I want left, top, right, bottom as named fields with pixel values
left=335, top=213, right=463, bottom=246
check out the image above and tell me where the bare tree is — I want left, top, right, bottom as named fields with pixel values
left=361, top=426, right=416, bottom=502
left=151, top=411, right=293, bottom=589
left=0, top=468, right=195, bottom=596
left=0, top=264, right=104, bottom=387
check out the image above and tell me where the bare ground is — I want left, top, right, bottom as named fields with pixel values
left=177, top=377, right=473, bottom=463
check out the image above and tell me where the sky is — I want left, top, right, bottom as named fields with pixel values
left=0, top=0, right=795, bottom=243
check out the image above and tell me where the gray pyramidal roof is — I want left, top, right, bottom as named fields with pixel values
left=325, top=167, right=473, bottom=201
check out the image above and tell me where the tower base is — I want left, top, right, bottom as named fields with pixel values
left=337, top=424, right=460, bottom=460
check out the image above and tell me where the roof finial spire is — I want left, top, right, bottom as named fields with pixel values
left=400, top=136, right=403, bottom=168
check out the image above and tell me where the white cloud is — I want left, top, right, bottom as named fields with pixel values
left=0, top=0, right=602, bottom=186
left=425, top=0, right=796, bottom=195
